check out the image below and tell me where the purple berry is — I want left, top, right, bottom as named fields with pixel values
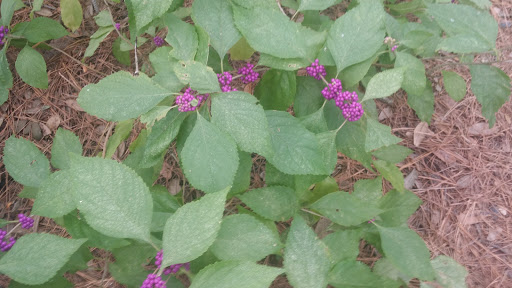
left=141, top=274, right=166, bottom=288
left=0, top=229, right=15, bottom=252
left=306, top=59, right=326, bottom=81
left=18, top=214, right=34, bottom=229
left=237, top=63, right=259, bottom=84
left=0, top=25, right=7, bottom=46
left=321, top=78, right=343, bottom=100
left=175, top=88, right=208, bottom=112
left=217, top=72, right=237, bottom=92
left=335, top=91, right=363, bottom=122
left=115, top=23, right=121, bottom=30
left=153, top=36, right=164, bottom=47
left=391, top=45, right=398, bottom=52
left=155, top=250, right=163, bottom=268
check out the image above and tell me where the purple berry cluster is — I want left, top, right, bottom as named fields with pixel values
left=141, top=274, right=166, bottom=288
left=237, top=63, right=259, bottom=84
left=217, top=72, right=237, bottom=92
left=175, top=88, right=209, bottom=112
left=153, top=36, right=164, bottom=47
left=391, top=45, right=398, bottom=52
left=335, top=91, right=364, bottom=122
left=18, top=214, right=34, bottom=229
left=0, top=229, right=15, bottom=252
left=155, top=250, right=191, bottom=275
left=0, top=26, right=8, bottom=46
left=306, top=59, right=327, bottom=81
left=115, top=23, right=121, bottom=30
left=321, top=79, right=343, bottom=100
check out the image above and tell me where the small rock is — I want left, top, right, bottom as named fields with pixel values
left=23, top=122, right=31, bottom=135
left=15, top=120, right=28, bottom=133
left=31, top=122, right=43, bottom=140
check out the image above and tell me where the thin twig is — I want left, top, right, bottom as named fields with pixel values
left=276, top=0, right=287, bottom=16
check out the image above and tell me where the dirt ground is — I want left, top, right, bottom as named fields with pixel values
left=0, top=0, right=511, bottom=287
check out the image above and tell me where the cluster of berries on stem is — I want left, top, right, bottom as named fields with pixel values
left=0, top=26, right=9, bottom=46
left=141, top=274, right=166, bottom=288
left=18, top=214, right=34, bottom=229
left=155, top=250, right=191, bottom=275
left=237, top=63, right=259, bottom=84
left=0, top=229, right=15, bottom=252
left=175, top=88, right=209, bottom=112
left=217, top=72, right=237, bottom=92
left=115, top=23, right=121, bottom=30
left=153, top=36, right=164, bottom=47
left=306, top=59, right=363, bottom=122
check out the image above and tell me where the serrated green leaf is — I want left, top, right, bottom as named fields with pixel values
left=192, top=0, right=241, bottom=59
left=211, top=92, right=273, bottom=156
left=228, top=151, right=252, bottom=196
left=195, top=25, right=210, bottom=65
left=61, top=0, right=83, bottom=32
left=211, top=214, right=281, bottom=261
left=294, top=76, right=325, bottom=117
left=0, top=48, right=13, bottom=105
left=395, top=52, right=426, bottom=95
left=0, top=234, right=86, bottom=285
left=83, top=26, right=114, bottom=58
left=470, top=65, right=511, bottom=127
left=311, top=191, right=383, bottom=226
left=174, top=60, right=221, bottom=93
left=373, top=159, right=405, bottom=193
left=162, top=188, right=228, bottom=266
left=322, top=230, right=361, bottom=265
left=33, top=170, right=75, bottom=218
left=239, top=186, right=299, bottom=221
left=377, top=226, right=435, bottom=280
left=299, top=176, right=338, bottom=205
left=78, top=71, right=171, bottom=121
left=1, top=0, right=25, bottom=26
left=149, top=46, right=185, bottom=93
left=230, top=37, right=255, bottom=60
left=297, top=0, right=337, bottom=12
left=70, top=156, right=152, bottom=241
left=408, top=80, right=434, bottom=123
left=362, top=67, right=405, bottom=102
left=12, top=17, right=68, bottom=43
left=112, top=37, right=131, bottom=66
left=352, top=176, right=383, bottom=204
left=317, top=131, right=337, bottom=174
left=105, top=119, right=133, bottom=159
left=329, top=260, right=401, bottom=288
left=365, top=118, right=402, bottom=152
left=18, top=186, right=38, bottom=199
left=284, top=215, right=330, bottom=288
left=190, top=261, right=284, bottom=288
left=9, top=276, right=73, bottom=288
left=327, top=0, right=385, bottom=72
left=258, top=54, right=309, bottom=71
left=373, top=258, right=412, bottom=285
left=299, top=107, right=329, bottom=133
left=15, top=45, right=48, bottom=89
left=4, top=136, right=50, bottom=187
left=339, top=55, right=377, bottom=89
left=265, top=111, right=327, bottom=174
left=93, top=10, right=114, bottom=27
left=123, top=141, right=163, bottom=187
left=164, top=13, right=198, bottom=61
left=130, top=0, right=176, bottom=35
left=181, top=114, right=239, bottom=193
left=109, top=241, right=158, bottom=287
left=141, top=109, right=186, bottom=168
left=442, top=71, right=466, bottom=102
left=372, top=144, right=413, bottom=163
left=302, top=10, right=333, bottom=32
left=378, top=189, right=422, bottom=226
left=254, top=69, right=296, bottom=111
left=63, top=213, right=130, bottom=250
left=431, top=255, right=468, bottom=288
left=207, top=47, right=233, bottom=73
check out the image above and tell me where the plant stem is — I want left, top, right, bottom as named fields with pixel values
left=336, top=119, right=348, bottom=133
left=301, top=208, right=323, bottom=218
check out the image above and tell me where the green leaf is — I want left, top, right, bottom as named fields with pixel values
left=238, top=186, right=299, bottom=221
left=265, top=111, right=327, bottom=175
left=141, top=109, right=186, bottom=168
left=15, top=45, right=48, bottom=89
left=9, top=276, right=73, bottom=288
left=442, top=71, right=466, bottom=102
left=254, top=69, right=296, bottom=111
left=78, top=71, right=171, bottom=121
left=322, top=230, right=361, bottom=265
left=63, top=213, right=130, bottom=250
left=211, top=92, right=273, bottom=156
left=408, top=80, right=434, bottom=124
left=327, top=0, right=385, bottom=72
left=93, top=10, right=114, bottom=27
left=395, top=52, right=426, bottom=95
left=0, top=234, right=86, bottom=285
left=83, top=26, right=114, bottom=58
left=297, top=0, right=337, bottom=11
left=378, top=189, right=422, bottom=226
left=12, top=17, right=68, bottom=43
left=284, top=215, right=330, bottom=288
left=311, top=191, right=383, bottom=226
left=70, top=156, right=153, bottom=241
left=162, top=188, right=228, bottom=266
left=462, top=0, right=491, bottom=10
left=299, top=107, right=329, bottom=134
left=373, top=258, right=412, bottom=285
left=377, top=226, right=435, bottom=280
left=109, top=241, right=158, bottom=287
left=1, top=0, right=25, bottom=26
left=181, top=114, right=239, bottom=193
left=149, top=46, right=185, bottom=93
left=431, top=255, right=468, bottom=288
left=32, top=170, right=75, bottom=218
left=365, top=118, right=402, bottom=152
left=112, top=37, right=131, bottom=66
left=19, top=186, right=38, bottom=199
left=195, top=25, right=210, bottom=65
left=164, top=13, right=198, bottom=61
left=151, top=186, right=181, bottom=232
left=339, top=55, right=377, bottom=89
left=427, top=4, right=497, bottom=53
left=294, top=76, right=325, bottom=117
left=328, top=260, right=400, bottom=288
left=373, top=159, right=405, bottom=193
left=362, top=68, right=405, bottom=102
left=211, top=214, right=281, bottom=261
left=352, top=176, right=383, bottom=205
left=0, top=48, right=13, bottom=105
left=372, top=144, right=413, bottom=163
left=470, top=65, right=511, bottom=127
left=300, top=176, right=338, bottom=205
left=258, top=54, right=309, bottom=71
left=174, top=60, right=221, bottom=93
left=61, top=0, right=83, bottom=32
left=192, top=0, right=241, bottom=59
left=317, top=131, right=337, bottom=173
left=130, top=0, right=176, bottom=35
left=207, top=47, right=233, bottom=73
left=105, top=119, right=133, bottom=159
left=4, top=136, right=50, bottom=187
left=230, top=37, right=255, bottom=60
left=228, top=151, right=252, bottom=196
left=190, top=261, right=284, bottom=288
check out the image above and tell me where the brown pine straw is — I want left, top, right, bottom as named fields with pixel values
left=1, top=0, right=512, bottom=287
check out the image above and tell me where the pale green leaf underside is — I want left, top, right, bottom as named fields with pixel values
left=15, top=45, right=48, bottom=89
left=362, top=67, right=405, bottom=102
left=431, top=255, right=468, bottom=288
left=33, top=170, right=75, bottom=218
left=51, top=128, right=83, bottom=170
left=3, top=136, right=50, bottom=187
left=442, top=71, right=466, bottom=102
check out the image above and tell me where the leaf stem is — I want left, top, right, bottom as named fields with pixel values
left=301, top=208, right=323, bottom=218
left=335, top=119, right=348, bottom=133
left=5, top=223, right=21, bottom=237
